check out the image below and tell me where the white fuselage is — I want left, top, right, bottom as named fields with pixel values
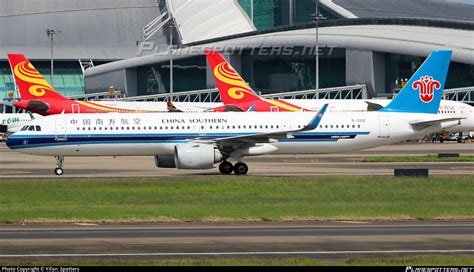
left=7, top=111, right=452, bottom=157
left=96, top=100, right=474, bottom=133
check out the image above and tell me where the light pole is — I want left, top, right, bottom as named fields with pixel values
left=46, top=29, right=61, bottom=87
left=311, top=1, right=325, bottom=99
left=168, top=21, right=174, bottom=101
left=250, top=0, right=254, bottom=22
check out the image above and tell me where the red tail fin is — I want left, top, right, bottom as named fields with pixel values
left=8, top=54, right=66, bottom=101
left=205, top=50, right=261, bottom=105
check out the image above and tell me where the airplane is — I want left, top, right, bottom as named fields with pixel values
left=200, top=50, right=474, bottom=134
left=9, top=53, right=473, bottom=136
left=0, top=112, right=39, bottom=135
left=7, top=50, right=464, bottom=175
left=7, top=54, right=173, bottom=115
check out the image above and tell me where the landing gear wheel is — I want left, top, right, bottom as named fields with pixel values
left=233, top=162, right=248, bottom=176
left=54, top=167, right=64, bottom=176
left=219, top=161, right=234, bottom=175
left=54, top=156, right=65, bottom=176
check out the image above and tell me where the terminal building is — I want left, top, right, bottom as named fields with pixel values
left=1, top=0, right=473, bottom=102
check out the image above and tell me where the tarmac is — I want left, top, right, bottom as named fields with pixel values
left=0, top=142, right=472, bottom=263
left=0, top=142, right=472, bottom=177
left=0, top=221, right=472, bottom=262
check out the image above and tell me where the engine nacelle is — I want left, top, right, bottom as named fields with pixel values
left=154, top=155, right=176, bottom=168
left=174, top=143, right=223, bottom=169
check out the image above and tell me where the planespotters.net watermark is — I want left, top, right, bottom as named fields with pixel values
left=136, top=42, right=338, bottom=57
left=406, top=267, right=474, bottom=272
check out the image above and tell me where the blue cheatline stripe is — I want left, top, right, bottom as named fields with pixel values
left=7, top=131, right=371, bottom=150
left=10, top=139, right=340, bottom=150
left=8, top=131, right=370, bottom=139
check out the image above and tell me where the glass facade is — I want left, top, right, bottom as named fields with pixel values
left=248, top=47, right=346, bottom=93
left=0, top=61, right=84, bottom=100
left=137, top=56, right=207, bottom=96
left=385, top=54, right=474, bottom=93
left=238, top=0, right=341, bottom=30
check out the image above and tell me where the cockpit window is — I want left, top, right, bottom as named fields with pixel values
left=28, top=126, right=35, bottom=131
left=21, top=126, right=29, bottom=131
left=35, top=126, right=41, bottom=132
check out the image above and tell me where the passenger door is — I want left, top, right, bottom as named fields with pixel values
left=281, top=120, right=291, bottom=131
left=378, top=116, right=390, bottom=138
left=55, top=119, right=67, bottom=141
left=72, top=104, right=80, bottom=113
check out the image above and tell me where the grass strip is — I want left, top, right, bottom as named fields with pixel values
left=0, top=176, right=472, bottom=222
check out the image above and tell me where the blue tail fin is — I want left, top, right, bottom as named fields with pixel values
left=379, top=50, right=452, bottom=114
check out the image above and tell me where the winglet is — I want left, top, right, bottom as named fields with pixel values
left=302, top=103, right=328, bottom=131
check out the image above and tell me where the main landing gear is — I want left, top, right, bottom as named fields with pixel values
left=218, top=161, right=249, bottom=175
left=54, top=156, right=64, bottom=176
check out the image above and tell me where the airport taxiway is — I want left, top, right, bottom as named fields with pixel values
left=0, top=142, right=472, bottom=177
left=0, top=221, right=472, bottom=262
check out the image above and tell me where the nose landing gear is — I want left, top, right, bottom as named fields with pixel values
left=54, top=156, right=64, bottom=175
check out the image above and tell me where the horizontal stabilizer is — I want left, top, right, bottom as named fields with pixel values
left=410, top=117, right=465, bottom=127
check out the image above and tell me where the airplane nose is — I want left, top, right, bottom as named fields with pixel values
left=5, top=136, right=25, bottom=150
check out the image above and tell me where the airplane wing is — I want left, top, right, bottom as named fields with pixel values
left=195, top=104, right=328, bottom=146
left=410, top=117, right=465, bottom=128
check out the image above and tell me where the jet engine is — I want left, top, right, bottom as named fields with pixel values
left=174, top=143, right=223, bottom=169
